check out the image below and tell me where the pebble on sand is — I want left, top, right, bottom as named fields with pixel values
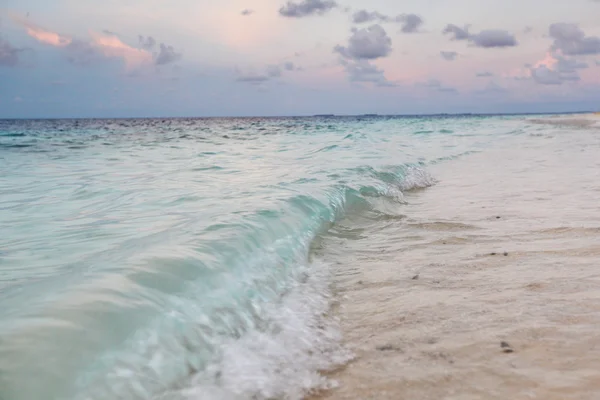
left=500, top=341, right=514, bottom=353
left=376, top=344, right=400, bottom=352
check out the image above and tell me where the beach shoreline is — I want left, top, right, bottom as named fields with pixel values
left=3, top=114, right=600, bottom=400
left=310, top=116, right=600, bottom=400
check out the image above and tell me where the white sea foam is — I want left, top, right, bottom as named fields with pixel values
left=399, top=166, right=437, bottom=191
left=161, top=260, right=352, bottom=400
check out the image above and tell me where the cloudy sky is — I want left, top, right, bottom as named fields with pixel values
left=1, top=0, right=599, bottom=118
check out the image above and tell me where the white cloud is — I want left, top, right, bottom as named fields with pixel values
left=440, top=51, right=458, bottom=61
left=444, top=24, right=518, bottom=48
left=279, top=0, right=337, bottom=18
left=334, top=25, right=392, bottom=60
left=549, top=23, right=600, bottom=55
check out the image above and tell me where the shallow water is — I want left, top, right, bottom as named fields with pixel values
left=0, top=115, right=597, bottom=399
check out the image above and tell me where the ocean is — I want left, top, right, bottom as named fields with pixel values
left=1, top=114, right=600, bottom=400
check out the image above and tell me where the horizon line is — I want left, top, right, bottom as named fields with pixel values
left=0, top=110, right=594, bottom=121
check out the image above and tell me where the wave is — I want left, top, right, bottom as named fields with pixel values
left=79, top=258, right=352, bottom=400
left=0, top=163, right=435, bottom=400
left=0, top=133, right=26, bottom=137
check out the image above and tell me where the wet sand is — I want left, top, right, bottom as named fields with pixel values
left=311, top=116, right=600, bottom=399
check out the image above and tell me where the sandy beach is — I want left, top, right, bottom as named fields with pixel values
left=530, top=113, right=600, bottom=128
left=311, top=114, right=600, bottom=400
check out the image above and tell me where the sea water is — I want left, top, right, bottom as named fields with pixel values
left=0, top=115, right=575, bottom=400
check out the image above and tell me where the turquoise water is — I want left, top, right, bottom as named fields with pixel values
left=0, top=116, right=521, bottom=399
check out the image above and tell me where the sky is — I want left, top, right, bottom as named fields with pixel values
left=1, top=0, right=600, bottom=118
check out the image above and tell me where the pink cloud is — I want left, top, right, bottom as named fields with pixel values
left=13, top=15, right=152, bottom=70
left=504, top=51, right=591, bottom=85
left=502, top=53, right=557, bottom=80
left=26, top=26, right=71, bottom=47
left=89, top=32, right=152, bottom=70
left=533, top=52, right=558, bottom=69
left=12, top=16, right=72, bottom=47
